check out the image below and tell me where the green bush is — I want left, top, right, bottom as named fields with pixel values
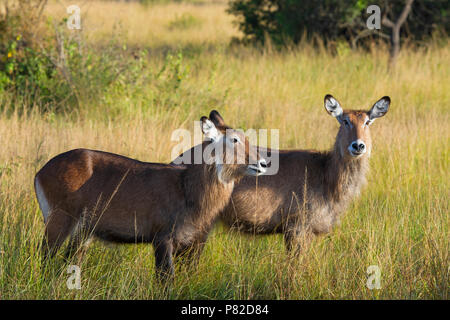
left=0, top=1, right=152, bottom=112
left=0, top=0, right=195, bottom=114
left=227, top=0, right=449, bottom=46
left=0, top=1, right=56, bottom=105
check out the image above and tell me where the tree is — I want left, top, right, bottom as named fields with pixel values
left=382, top=0, right=414, bottom=67
left=228, top=0, right=449, bottom=54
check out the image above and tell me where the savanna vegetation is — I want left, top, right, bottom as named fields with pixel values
left=0, top=0, right=448, bottom=299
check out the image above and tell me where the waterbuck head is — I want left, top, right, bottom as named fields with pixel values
left=324, top=94, right=390, bottom=160
left=200, top=111, right=267, bottom=183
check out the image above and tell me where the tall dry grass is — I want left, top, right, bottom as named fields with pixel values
left=0, top=0, right=448, bottom=299
left=45, top=0, right=238, bottom=49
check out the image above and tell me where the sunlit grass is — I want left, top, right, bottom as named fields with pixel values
left=45, top=0, right=238, bottom=49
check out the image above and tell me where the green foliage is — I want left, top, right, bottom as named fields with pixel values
left=0, top=2, right=153, bottom=112
left=227, top=0, right=450, bottom=46
left=0, top=34, right=68, bottom=108
left=0, top=1, right=55, bottom=105
left=0, top=1, right=199, bottom=114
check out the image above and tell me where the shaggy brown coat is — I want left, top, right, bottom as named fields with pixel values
left=34, top=116, right=265, bottom=279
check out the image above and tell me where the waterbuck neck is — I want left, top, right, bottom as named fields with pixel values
left=324, top=135, right=369, bottom=206
left=182, top=163, right=240, bottom=226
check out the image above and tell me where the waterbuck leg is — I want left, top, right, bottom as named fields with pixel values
left=41, top=209, right=77, bottom=261
left=174, top=234, right=208, bottom=268
left=154, top=237, right=174, bottom=282
left=64, top=210, right=92, bottom=262
left=284, top=228, right=313, bottom=256
left=64, top=232, right=92, bottom=263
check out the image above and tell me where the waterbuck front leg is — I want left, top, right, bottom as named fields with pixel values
left=154, top=237, right=174, bottom=282
left=283, top=227, right=314, bottom=256
left=174, top=232, right=209, bottom=268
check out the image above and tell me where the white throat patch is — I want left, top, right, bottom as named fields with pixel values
left=216, top=163, right=234, bottom=188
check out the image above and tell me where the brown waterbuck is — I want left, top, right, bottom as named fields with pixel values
left=34, top=115, right=267, bottom=279
left=173, top=95, right=390, bottom=254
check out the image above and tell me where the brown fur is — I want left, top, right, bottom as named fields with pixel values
left=173, top=96, right=390, bottom=254
left=35, top=117, right=264, bottom=280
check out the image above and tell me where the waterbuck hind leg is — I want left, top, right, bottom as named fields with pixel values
left=41, top=209, right=78, bottom=261
left=64, top=210, right=92, bottom=262
left=154, top=237, right=175, bottom=282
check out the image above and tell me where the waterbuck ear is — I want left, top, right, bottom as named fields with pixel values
left=209, top=110, right=225, bottom=127
left=368, top=96, right=390, bottom=120
left=200, top=116, right=222, bottom=142
left=324, top=94, right=343, bottom=119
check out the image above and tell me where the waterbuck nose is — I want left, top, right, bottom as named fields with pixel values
left=351, top=140, right=366, bottom=153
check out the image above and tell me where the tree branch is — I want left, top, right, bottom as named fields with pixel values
left=397, top=0, right=414, bottom=28
left=380, top=0, right=415, bottom=68
left=351, top=29, right=390, bottom=48
left=382, top=0, right=414, bottom=30
left=381, top=16, right=395, bottom=29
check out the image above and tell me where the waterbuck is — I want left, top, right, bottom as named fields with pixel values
left=173, top=95, right=390, bottom=254
left=34, top=115, right=267, bottom=279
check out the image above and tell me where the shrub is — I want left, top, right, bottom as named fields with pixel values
left=0, top=1, right=151, bottom=112
left=227, top=0, right=449, bottom=47
left=0, top=1, right=57, bottom=105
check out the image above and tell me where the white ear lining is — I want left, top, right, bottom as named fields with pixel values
left=202, top=119, right=222, bottom=142
left=369, top=98, right=390, bottom=120
left=325, top=97, right=343, bottom=118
